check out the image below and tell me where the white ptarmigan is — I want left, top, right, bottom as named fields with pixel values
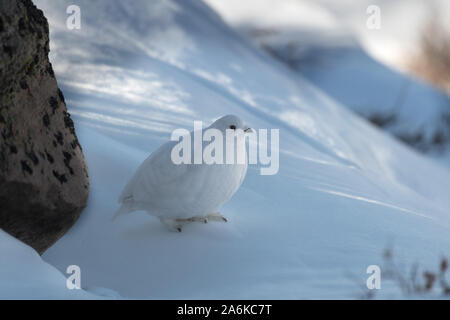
left=113, top=115, right=252, bottom=231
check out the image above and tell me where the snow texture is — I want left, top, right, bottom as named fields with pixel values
left=1, top=0, right=450, bottom=299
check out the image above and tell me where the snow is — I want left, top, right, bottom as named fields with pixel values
left=298, top=46, right=450, bottom=147
left=2, top=0, right=449, bottom=299
left=205, top=0, right=450, bottom=156
left=0, top=230, right=100, bottom=299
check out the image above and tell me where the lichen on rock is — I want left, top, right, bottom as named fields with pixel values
left=0, top=0, right=89, bottom=255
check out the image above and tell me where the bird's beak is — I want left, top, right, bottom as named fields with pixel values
left=244, top=127, right=254, bottom=133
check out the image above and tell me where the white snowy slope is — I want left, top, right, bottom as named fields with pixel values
left=0, top=230, right=100, bottom=299
left=296, top=46, right=450, bottom=153
left=19, top=0, right=450, bottom=299
left=205, top=0, right=450, bottom=156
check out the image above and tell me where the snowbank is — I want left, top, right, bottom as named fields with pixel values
left=0, top=230, right=99, bottom=299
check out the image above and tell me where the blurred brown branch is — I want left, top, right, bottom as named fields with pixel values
left=408, top=7, right=450, bottom=93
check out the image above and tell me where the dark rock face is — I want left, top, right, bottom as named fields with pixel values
left=0, top=0, right=89, bottom=254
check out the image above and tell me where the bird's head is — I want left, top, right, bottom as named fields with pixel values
left=209, top=115, right=253, bottom=135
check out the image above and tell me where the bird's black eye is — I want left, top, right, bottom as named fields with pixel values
left=229, top=125, right=236, bottom=130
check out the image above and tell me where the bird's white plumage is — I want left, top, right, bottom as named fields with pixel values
left=114, top=115, right=250, bottom=228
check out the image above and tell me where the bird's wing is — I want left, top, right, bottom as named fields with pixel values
left=119, top=140, right=192, bottom=204
left=239, top=162, right=248, bottom=186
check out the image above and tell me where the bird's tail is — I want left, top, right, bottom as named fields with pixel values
left=112, top=201, right=133, bottom=222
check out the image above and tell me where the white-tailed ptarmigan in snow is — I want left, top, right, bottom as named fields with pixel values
left=113, top=115, right=253, bottom=232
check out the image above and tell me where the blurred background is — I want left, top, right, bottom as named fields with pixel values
left=32, top=0, right=450, bottom=160
left=207, top=0, right=450, bottom=85
left=206, top=0, right=450, bottom=157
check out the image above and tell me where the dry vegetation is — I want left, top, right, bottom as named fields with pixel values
left=352, top=246, right=450, bottom=299
left=381, top=246, right=450, bottom=297
left=408, top=8, right=450, bottom=93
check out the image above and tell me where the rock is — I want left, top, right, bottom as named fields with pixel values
left=0, top=0, right=89, bottom=255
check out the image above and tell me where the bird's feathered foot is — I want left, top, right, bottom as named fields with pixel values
left=189, top=217, right=209, bottom=224
left=189, top=214, right=227, bottom=224
left=159, top=218, right=182, bottom=232
left=159, top=214, right=227, bottom=232
left=206, top=212, right=228, bottom=222
left=159, top=217, right=197, bottom=232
